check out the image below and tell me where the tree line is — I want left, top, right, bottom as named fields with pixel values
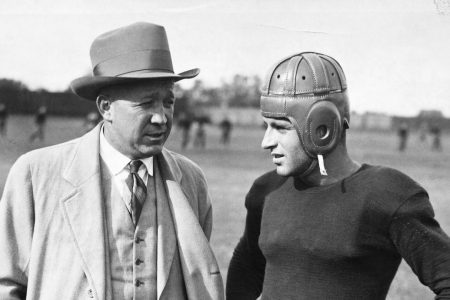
left=0, top=75, right=262, bottom=116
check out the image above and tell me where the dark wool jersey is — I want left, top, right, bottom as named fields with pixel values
left=227, top=164, right=450, bottom=300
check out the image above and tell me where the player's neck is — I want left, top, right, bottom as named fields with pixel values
left=300, top=144, right=360, bottom=187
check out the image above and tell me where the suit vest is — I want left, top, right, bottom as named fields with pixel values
left=101, top=159, right=187, bottom=300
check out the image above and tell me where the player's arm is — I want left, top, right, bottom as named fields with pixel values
left=0, top=156, right=34, bottom=300
left=389, top=191, right=450, bottom=299
left=226, top=182, right=267, bottom=300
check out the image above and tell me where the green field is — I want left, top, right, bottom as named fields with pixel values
left=1, top=115, right=449, bottom=299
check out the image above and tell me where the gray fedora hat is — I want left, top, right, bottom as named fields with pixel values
left=70, top=22, right=200, bottom=101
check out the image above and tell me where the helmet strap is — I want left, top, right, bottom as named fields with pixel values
left=317, top=154, right=328, bottom=176
left=299, top=158, right=317, bottom=177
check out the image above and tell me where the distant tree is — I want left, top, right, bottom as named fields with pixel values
left=35, top=88, right=50, bottom=93
left=0, top=77, right=96, bottom=115
left=222, top=74, right=261, bottom=107
left=154, top=74, right=264, bottom=113
left=0, top=79, right=31, bottom=113
left=0, top=78, right=29, bottom=92
left=174, top=84, right=191, bottom=118
left=190, top=80, right=209, bottom=104
left=247, top=75, right=262, bottom=107
left=224, top=75, right=248, bottom=107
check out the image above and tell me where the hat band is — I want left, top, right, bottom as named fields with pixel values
left=93, top=49, right=174, bottom=77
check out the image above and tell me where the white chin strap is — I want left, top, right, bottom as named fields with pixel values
left=317, top=154, right=328, bottom=176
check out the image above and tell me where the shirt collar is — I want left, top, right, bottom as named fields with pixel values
left=99, top=125, right=153, bottom=176
left=140, top=156, right=154, bottom=176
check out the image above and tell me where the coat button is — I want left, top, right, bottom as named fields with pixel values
left=135, top=279, right=144, bottom=287
left=135, top=258, right=143, bottom=265
left=87, top=288, right=94, bottom=298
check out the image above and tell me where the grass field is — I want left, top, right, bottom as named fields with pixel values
left=1, top=115, right=450, bottom=299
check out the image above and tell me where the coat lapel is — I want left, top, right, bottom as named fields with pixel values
left=154, top=159, right=177, bottom=298
left=60, top=124, right=109, bottom=300
left=157, top=150, right=224, bottom=300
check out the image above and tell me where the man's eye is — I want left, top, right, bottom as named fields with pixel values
left=164, top=99, right=175, bottom=107
left=139, top=101, right=153, bottom=107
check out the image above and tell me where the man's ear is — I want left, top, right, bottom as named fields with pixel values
left=96, top=95, right=113, bottom=121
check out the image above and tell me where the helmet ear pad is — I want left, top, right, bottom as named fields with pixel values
left=301, top=100, right=343, bottom=157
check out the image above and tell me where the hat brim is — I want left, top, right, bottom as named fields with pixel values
left=70, top=68, right=200, bottom=101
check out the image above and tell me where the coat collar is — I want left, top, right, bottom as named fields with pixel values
left=63, top=122, right=103, bottom=187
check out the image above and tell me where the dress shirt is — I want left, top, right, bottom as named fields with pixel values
left=99, top=126, right=153, bottom=213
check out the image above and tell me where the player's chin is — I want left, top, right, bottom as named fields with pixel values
left=275, top=165, right=292, bottom=177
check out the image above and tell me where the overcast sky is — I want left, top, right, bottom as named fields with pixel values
left=1, top=0, right=450, bottom=116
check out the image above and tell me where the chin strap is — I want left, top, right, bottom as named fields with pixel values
left=317, top=154, right=328, bottom=176
left=299, top=155, right=328, bottom=177
left=299, top=158, right=316, bottom=177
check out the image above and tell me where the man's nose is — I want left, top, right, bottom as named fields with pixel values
left=261, top=128, right=276, bottom=150
left=151, top=106, right=167, bottom=124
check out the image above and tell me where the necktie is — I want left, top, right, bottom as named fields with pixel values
left=125, top=160, right=147, bottom=225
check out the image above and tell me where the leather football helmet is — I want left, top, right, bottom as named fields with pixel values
left=260, top=52, right=350, bottom=159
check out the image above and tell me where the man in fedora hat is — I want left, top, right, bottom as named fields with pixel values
left=0, top=22, right=224, bottom=300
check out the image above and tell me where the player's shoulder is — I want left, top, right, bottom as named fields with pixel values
left=363, top=164, right=423, bottom=191
left=246, top=170, right=287, bottom=211
left=252, top=169, right=286, bottom=189
left=359, top=164, right=427, bottom=213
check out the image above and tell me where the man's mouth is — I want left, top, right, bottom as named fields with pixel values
left=145, top=132, right=166, bottom=140
left=271, top=153, right=284, bottom=164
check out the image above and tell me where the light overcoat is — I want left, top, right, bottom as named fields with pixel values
left=0, top=124, right=224, bottom=300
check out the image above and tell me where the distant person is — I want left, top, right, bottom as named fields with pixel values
left=84, top=111, right=102, bottom=132
left=430, top=124, right=442, bottom=151
left=29, top=105, right=47, bottom=143
left=0, top=22, right=224, bottom=300
left=0, top=103, right=8, bottom=137
left=194, top=117, right=208, bottom=149
left=219, top=116, right=233, bottom=145
left=418, top=121, right=428, bottom=142
left=397, top=122, right=409, bottom=151
left=177, top=112, right=193, bottom=149
left=227, top=52, right=450, bottom=299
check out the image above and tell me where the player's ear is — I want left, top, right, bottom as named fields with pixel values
left=96, top=95, right=112, bottom=121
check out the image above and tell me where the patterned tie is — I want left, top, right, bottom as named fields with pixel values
left=125, top=160, right=147, bottom=226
